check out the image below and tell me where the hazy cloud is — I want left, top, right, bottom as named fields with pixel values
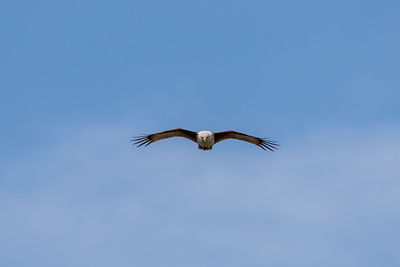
left=1, top=124, right=399, bottom=267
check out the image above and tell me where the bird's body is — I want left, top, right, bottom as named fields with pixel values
left=132, top=128, right=278, bottom=151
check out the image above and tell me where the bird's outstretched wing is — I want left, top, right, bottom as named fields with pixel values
left=132, top=128, right=197, bottom=147
left=213, top=131, right=279, bottom=151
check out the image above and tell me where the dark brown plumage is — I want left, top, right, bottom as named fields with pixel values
left=132, top=128, right=279, bottom=151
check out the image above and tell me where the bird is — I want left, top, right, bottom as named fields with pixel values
left=132, top=128, right=278, bottom=151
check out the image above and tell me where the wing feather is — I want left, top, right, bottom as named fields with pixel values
left=132, top=128, right=197, bottom=147
left=213, top=131, right=279, bottom=151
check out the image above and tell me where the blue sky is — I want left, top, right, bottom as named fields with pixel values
left=1, top=0, right=400, bottom=266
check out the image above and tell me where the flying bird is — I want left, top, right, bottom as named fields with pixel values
left=132, top=128, right=278, bottom=151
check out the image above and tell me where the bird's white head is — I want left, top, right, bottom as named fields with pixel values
left=196, top=131, right=214, bottom=150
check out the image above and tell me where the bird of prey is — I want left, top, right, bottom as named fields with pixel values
left=132, top=128, right=278, bottom=151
